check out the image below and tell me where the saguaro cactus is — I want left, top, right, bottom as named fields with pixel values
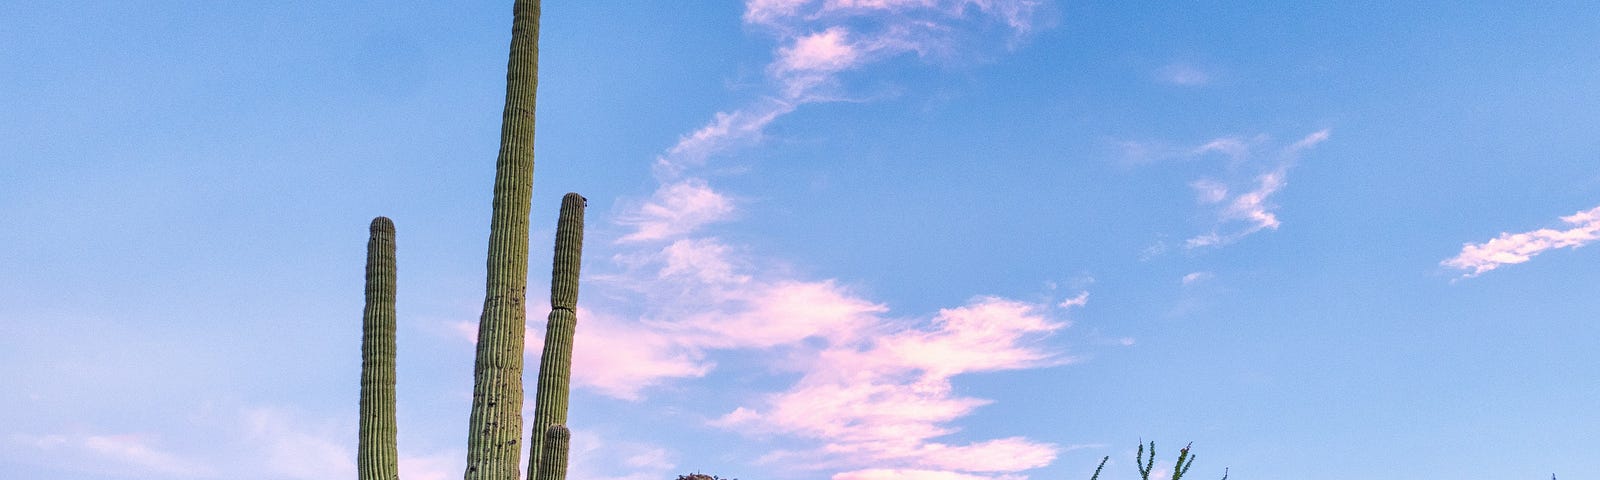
left=527, top=193, right=585, bottom=480
left=533, top=425, right=570, bottom=480
left=359, top=217, right=399, bottom=480
left=464, top=0, right=542, bottom=479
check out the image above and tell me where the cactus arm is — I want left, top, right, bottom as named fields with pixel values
left=358, top=217, right=399, bottom=480
left=527, top=193, right=585, bottom=480
left=533, top=425, right=570, bottom=480
left=1088, top=455, right=1109, bottom=480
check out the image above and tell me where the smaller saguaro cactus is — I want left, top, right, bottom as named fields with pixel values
left=526, top=193, right=586, bottom=480
left=359, top=217, right=399, bottom=480
left=533, top=425, right=569, bottom=480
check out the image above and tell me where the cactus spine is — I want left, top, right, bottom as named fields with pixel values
left=463, top=0, right=541, bottom=478
left=359, top=217, right=399, bottom=480
left=533, top=425, right=570, bottom=480
left=527, top=193, right=585, bottom=480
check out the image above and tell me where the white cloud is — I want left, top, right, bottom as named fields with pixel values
left=656, top=100, right=796, bottom=176
left=1181, top=271, right=1213, bottom=285
left=1190, top=179, right=1229, bottom=204
left=1442, top=204, right=1600, bottom=277
left=1183, top=129, right=1330, bottom=249
left=658, top=0, right=1042, bottom=175
left=618, top=180, right=736, bottom=243
left=1191, top=135, right=1258, bottom=161
left=244, top=407, right=356, bottom=480
left=567, top=430, right=678, bottom=480
left=8, top=432, right=212, bottom=477
left=1058, top=291, right=1089, bottom=309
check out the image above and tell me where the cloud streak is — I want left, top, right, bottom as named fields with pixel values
left=575, top=219, right=1078, bottom=477
left=557, top=1, right=1064, bottom=477
left=651, top=0, right=1042, bottom=179
left=1184, top=129, right=1330, bottom=249
left=717, top=297, right=1068, bottom=478
left=1442, top=205, right=1600, bottom=277
left=7, top=432, right=212, bottom=477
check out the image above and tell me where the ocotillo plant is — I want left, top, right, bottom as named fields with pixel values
left=533, top=425, right=570, bottom=480
left=1088, top=441, right=1227, bottom=480
left=526, top=193, right=585, bottom=480
left=464, top=0, right=542, bottom=478
left=359, top=217, right=399, bottom=480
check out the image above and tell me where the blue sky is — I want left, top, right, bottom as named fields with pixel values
left=3, top=1, right=1599, bottom=479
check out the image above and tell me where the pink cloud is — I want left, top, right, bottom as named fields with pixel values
left=775, top=27, right=863, bottom=74
left=570, top=308, right=715, bottom=401
left=566, top=224, right=1074, bottom=474
left=573, top=1, right=1064, bottom=475
left=618, top=180, right=736, bottom=242
left=1443, top=204, right=1600, bottom=277
left=714, top=296, right=1067, bottom=475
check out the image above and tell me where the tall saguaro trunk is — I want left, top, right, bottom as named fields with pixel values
left=527, top=193, right=585, bottom=480
left=464, top=0, right=541, bottom=479
left=359, top=217, right=399, bottom=480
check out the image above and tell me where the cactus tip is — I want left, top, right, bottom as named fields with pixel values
left=562, top=192, right=586, bottom=206
left=370, top=216, right=395, bottom=233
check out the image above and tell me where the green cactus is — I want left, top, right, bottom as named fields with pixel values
left=533, top=425, right=570, bottom=480
left=463, top=0, right=542, bottom=479
left=1089, top=456, right=1108, bottom=480
left=359, top=217, right=399, bottom=480
left=1093, top=441, right=1227, bottom=480
left=526, top=193, right=585, bottom=480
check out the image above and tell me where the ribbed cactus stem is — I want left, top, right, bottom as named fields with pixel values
left=464, top=0, right=541, bottom=478
left=526, top=193, right=585, bottom=480
left=359, top=217, right=399, bottom=480
left=533, top=425, right=570, bottom=480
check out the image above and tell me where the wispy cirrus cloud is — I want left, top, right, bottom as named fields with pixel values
left=541, top=235, right=1081, bottom=476
left=7, top=432, right=212, bottom=477
left=617, top=180, right=736, bottom=243
left=550, top=1, right=1065, bottom=477
left=1184, top=129, right=1329, bottom=249
left=653, top=0, right=1043, bottom=178
left=1442, top=205, right=1600, bottom=278
left=718, top=296, right=1072, bottom=479
left=1125, top=130, right=1328, bottom=255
